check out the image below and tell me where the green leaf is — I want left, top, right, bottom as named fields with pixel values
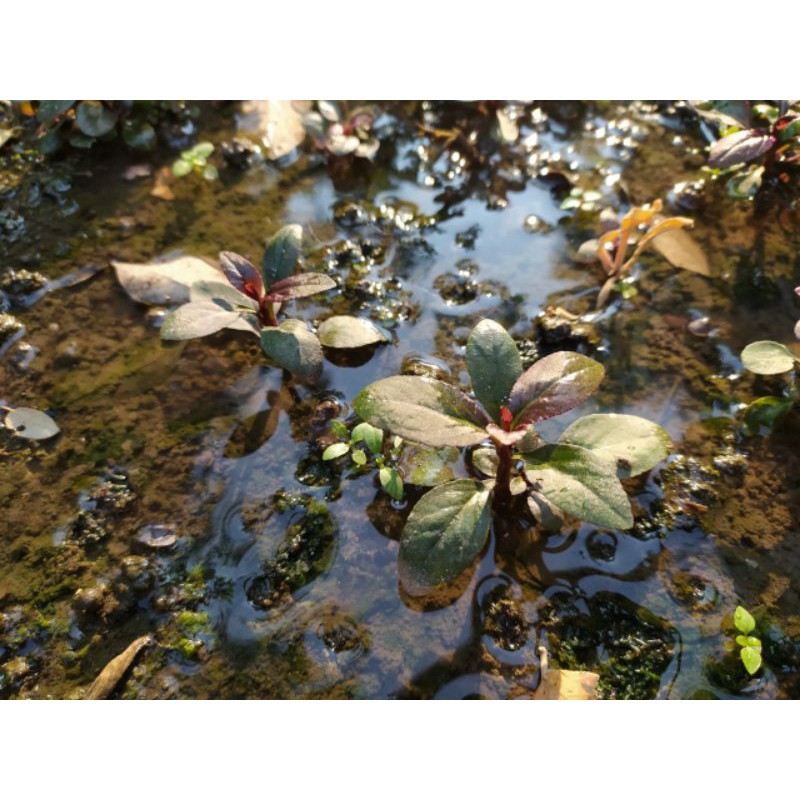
left=36, top=101, right=74, bottom=124
left=318, top=315, right=388, bottom=349
left=329, top=420, right=348, bottom=438
left=4, top=407, right=60, bottom=440
left=260, top=319, right=323, bottom=380
left=559, top=413, right=671, bottom=477
left=202, top=164, right=219, bottom=181
left=189, top=280, right=259, bottom=310
left=322, top=442, right=350, bottom=460
left=472, top=447, right=499, bottom=477
left=465, top=319, right=523, bottom=422
left=189, top=141, right=214, bottom=160
left=399, top=479, right=492, bottom=589
left=742, top=396, right=793, bottom=436
left=263, top=224, right=303, bottom=285
left=522, top=444, right=633, bottom=529
left=509, top=352, right=605, bottom=426
left=75, top=101, right=117, bottom=137
left=399, top=445, right=458, bottom=486
left=736, top=635, right=761, bottom=649
left=160, top=301, right=242, bottom=340
left=734, top=605, right=756, bottom=635
left=740, top=646, right=762, bottom=675
left=351, top=422, right=383, bottom=454
left=68, top=131, right=95, bottom=149
left=172, top=158, right=193, bottom=177
left=265, top=272, right=336, bottom=302
left=741, top=341, right=796, bottom=375
left=122, top=120, right=156, bottom=151
left=351, top=449, right=368, bottom=466
left=379, top=467, right=404, bottom=501
left=353, top=376, right=490, bottom=448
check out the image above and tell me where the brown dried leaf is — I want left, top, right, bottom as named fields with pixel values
left=150, top=166, right=175, bottom=201
left=649, top=224, right=710, bottom=276
left=238, top=100, right=308, bottom=159
left=84, top=635, right=153, bottom=699
left=533, top=668, right=600, bottom=700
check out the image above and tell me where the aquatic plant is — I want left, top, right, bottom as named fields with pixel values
left=352, top=319, right=671, bottom=591
left=581, top=200, right=694, bottom=307
left=11, top=100, right=198, bottom=154
left=731, top=606, right=762, bottom=675
left=697, top=101, right=800, bottom=199
left=323, top=420, right=404, bottom=501
left=172, top=141, right=217, bottom=180
left=739, top=296, right=800, bottom=433
left=160, top=225, right=387, bottom=379
left=303, top=101, right=380, bottom=160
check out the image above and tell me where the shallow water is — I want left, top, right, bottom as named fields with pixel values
left=2, top=101, right=799, bottom=699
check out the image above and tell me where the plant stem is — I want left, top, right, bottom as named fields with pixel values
left=493, top=444, right=513, bottom=509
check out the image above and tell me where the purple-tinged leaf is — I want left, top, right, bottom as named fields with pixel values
left=709, top=129, right=775, bottom=169
left=508, top=352, right=605, bottom=426
left=220, top=251, right=264, bottom=301
left=353, top=376, right=491, bottom=448
left=265, top=272, right=336, bottom=302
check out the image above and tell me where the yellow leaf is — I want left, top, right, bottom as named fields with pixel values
left=533, top=646, right=600, bottom=700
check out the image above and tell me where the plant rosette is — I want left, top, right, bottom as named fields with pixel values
left=160, top=225, right=388, bottom=380
left=352, top=319, right=671, bottom=593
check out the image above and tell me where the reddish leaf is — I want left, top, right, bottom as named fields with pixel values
left=220, top=251, right=265, bottom=301
left=709, top=129, right=775, bottom=169
left=265, top=272, right=336, bottom=302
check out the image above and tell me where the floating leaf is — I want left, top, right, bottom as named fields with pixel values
left=353, top=376, right=490, bottom=448
left=75, top=101, right=117, bottom=137
left=160, top=301, right=242, bottom=340
left=318, top=315, right=388, bottom=349
left=509, top=352, right=605, bottom=426
left=379, top=467, right=404, bottom=501
left=559, top=413, right=671, bottom=477
left=84, top=635, right=152, bottom=699
left=734, top=605, right=756, bottom=635
left=709, top=129, right=775, bottom=169
left=742, top=396, right=793, bottom=435
left=263, top=224, right=303, bottom=286
left=399, top=479, right=492, bottom=589
left=265, top=272, right=336, bottom=302
left=4, top=407, right=60, bottom=440
left=322, top=442, right=350, bottom=460
left=523, top=444, right=633, bottom=529
left=112, top=255, right=223, bottom=305
left=741, top=341, right=796, bottom=375
left=237, top=100, right=307, bottom=159
left=260, top=319, right=323, bottom=380
left=465, top=319, right=523, bottom=422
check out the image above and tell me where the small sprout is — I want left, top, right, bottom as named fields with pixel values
left=733, top=606, right=763, bottom=676
left=172, top=142, right=217, bottom=180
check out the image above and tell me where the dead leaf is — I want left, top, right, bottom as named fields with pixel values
left=112, top=255, right=224, bottom=305
left=84, top=635, right=153, bottom=699
left=150, top=166, right=175, bottom=201
left=650, top=224, right=710, bottom=276
left=533, top=646, right=600, bottom=700
left=238, top=100, right=308, bottom=159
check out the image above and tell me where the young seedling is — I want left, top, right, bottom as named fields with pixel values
left=353, top=319, right=671, bottom=592
left=698, top=101, right=800, bottom=199
left=160, top=225, right=388, bottom=380
left=172, top=142, right=218, bottom=181
left=739, top=297, right=800, bottom=434
left=322, top=420, right=404, bottom=501
left=581, top=200, right=694, bottom=308
left=303, top=101, right=380, bottom=161
left=732, top=606, right=762, bottom=676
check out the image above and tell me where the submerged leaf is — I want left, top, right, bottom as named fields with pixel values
left=741, top=340, right=796, bottom=375
left=353, top=376, right=490, bottom=448
left=742, top=396, right=793, bottom=435
left=466, top=319, right=523, bottom=422
left=318, top=316, right=388, bottom=349
left=559, top=413, right=671, bottom=477
left=399, top=479, right=492, bottom=589
left=509, top=352, right=605, bottom=426
left=4, top=407, right=60, bottom=440
left=649, top=225, right=710, bottom=276
left=523, top=444, right=633, bottom=529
